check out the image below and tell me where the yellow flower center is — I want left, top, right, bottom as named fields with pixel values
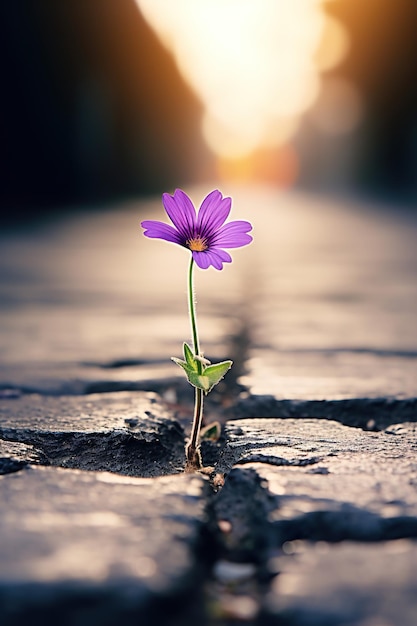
left=187, top=236, right=208, bottom=252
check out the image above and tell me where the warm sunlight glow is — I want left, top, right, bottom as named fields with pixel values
left=136, top=0, right=348, bottom=158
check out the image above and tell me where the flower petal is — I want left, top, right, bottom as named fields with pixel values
left=193, top=248, right=232, bottom=270
left=197, top=190, right=231, bottom=238
left=206, top=252, right=224, bottom=270
left=162, top=189, right=196, bottom=239
left=141, top=220, right=182, bottom=244
left=212, top=221, right=253, bottom=248
left=212, top=248, right=232, bottom=263
left=192, top=251, right=211, bottom=270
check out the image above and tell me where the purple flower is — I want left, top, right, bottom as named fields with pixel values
left=141, top=189, right=253, bottom=270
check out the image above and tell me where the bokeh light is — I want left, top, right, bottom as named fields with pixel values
left=136, top=0, right=350, bottom=159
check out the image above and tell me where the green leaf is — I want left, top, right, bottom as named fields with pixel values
left=171, top=357, right=195, bottom=376
left=172, top=342, right=201, bottom=376
left=202, top=360, right=233, bottom=392
left=200, top=421, right=221, bottom=441
left=172, top=354, right=233, bottom=394
left=183, top=343, right=198, bottom=370
left=187, top=372, right=211, bottom=392
left=184, top=360, right=233, bottom=393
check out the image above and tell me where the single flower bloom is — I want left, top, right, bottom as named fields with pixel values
left=141, top=189, right=252, bottom=270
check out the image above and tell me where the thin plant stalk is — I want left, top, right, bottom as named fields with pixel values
left=185, top=258, right=204, bottom=471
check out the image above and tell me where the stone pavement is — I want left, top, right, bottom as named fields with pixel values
left=0, top=186, right=417, bottom=625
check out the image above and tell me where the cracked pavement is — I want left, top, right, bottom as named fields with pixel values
left=1, top=187, right=417, bottom=625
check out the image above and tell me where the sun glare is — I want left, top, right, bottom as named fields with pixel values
left=136, top=0, right=348, bottom=159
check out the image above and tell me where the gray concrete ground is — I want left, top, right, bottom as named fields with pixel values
left=0, top=186, right=417, bottom=625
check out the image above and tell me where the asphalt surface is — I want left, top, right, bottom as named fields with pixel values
left=1, top=186, right=416, bottom=625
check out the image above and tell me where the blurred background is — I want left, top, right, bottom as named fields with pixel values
left=2, top=0, right=417, bottom=222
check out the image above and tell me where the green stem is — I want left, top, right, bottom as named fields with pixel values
left=188, top=258, right=201, bottom=360
left=185, top=257, right=204, bottom=471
